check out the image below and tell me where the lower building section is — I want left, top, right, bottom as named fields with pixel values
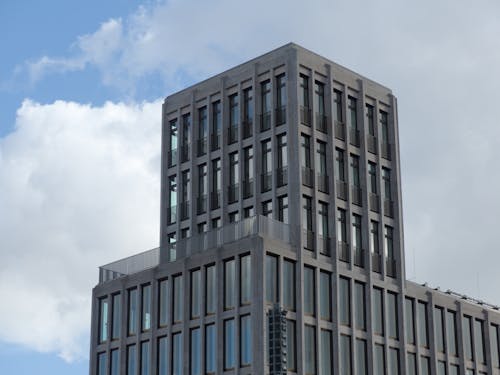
left=90, top=233, right=500, bottom=375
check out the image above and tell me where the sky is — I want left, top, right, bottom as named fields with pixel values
left=1, top=0, right=500, bottom=373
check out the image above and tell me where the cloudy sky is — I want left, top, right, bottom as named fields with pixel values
left=1, top=0, right=500, bottom=373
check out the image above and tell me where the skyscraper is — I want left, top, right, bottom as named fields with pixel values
left=90, top=43, right=500, bottom=375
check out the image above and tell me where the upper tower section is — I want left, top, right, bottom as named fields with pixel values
left=160, top=43, right=404, bottom=281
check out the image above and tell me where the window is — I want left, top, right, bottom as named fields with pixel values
left=172, top=275, right=183, bottom=323
left=99, top=297, right=109, bottom=343
left=382, top=167, right=391, bottom=200
left=352, top=214, right=362, bottom=251
left=348, top=97, right=358, bottom=131
left=334, top=89, right=343, bottom=122
left=262, top=200, right=272, bottom=218
left=463, top=315, right=474, bottom=360
left=380, top=110, right=389, bottom=144
left=300, top=74, right=309, bottom=109
left=434, top=307, right=445, bottom=352
left=407, top=352, right=417, bottom=375
left=320, top=330, right=332, bottom=375
left=337, top=208, right=347, bottom=243
left=180, top=227, right=190, bottom=239
left=181, top=114, right=191, bottom=161
left=140, top=341, right=150, bottom=375
left=491, top=324, right=500, bottom=368
left=277, top=134, right=287, bottom=186
left=387, top=292, right=398, bottom=339
left=168, top=119, right=178, bottom=166
left=127, top=345, right=137, bottom=375
left=317, top=271, right=330, bottom=320
left=339, top=277, right=350, bottom=326
left=198, top=107, right=207, bottom=155
left=229, top=152, right=238, bottom=202
left=354, top=282, right=366, bottom=330
left=449, top=365, right=459, bottom=375
left=97, top=352, right=106, bottom=375
left=197, top=164, right=207, bottom=213
left=356, top=339, right=367, bottom=375
left=205, top=324, right=216, bottom=374
left=240, top=315, right=252, bottom=365
left=302, top=195, right=313, bottom=233
left=211, top=217, right=221, bottom=229
left=243, top=87, right=253, bottom=126
left=158, top=337, right=167, bottom=375
left=366, top=104, right=375, bottom=136
left=417, top=301, right=429, bottom=347
left=304, top=266, right=316, bottom=315
left=350, top=154, right=360, bottom=187
left=111, top=293, right=122, bottom=340
left=181, top=170, right=190, bottom=219
left=373, top=287, right=384, bottom=335
left=266, top=254, right=278, bottom=303
left=261, top=139, right=272, bottom=191
left=205, top=264, right=216, bottom=315
left=243, top=147, right=254, bottom=197
left=276, top=74, right=286, bottom=112
left=197, top=222, right=207, bottom=234
left=261, top=80, right=271, bottom=115
left=190, top=270, right=201, bottom=318
left=316, top=141, right=327, bottom=175
left=168, top=175, right=177, bottom=223
left=240, top=254, right=251, bottom=305
left=475, top=319, right=486, bottom=364
left=286, top=320, right=296, bottom=371
left=305, top=325, right=316, bottom=375
left=405, top=298, right=415, bottom=344
left=110, top=349, right=119, bottom=375
left=385, top=226, right=394, bottom=259
left=388, top=348, right=399, bottom=375
left=190, top=328, right=201, bottom=375
left=283, top=260, right=295, bottom=310
left=211, top=158, right=221, bottom=208
left=301, top=134, right=311, bottom=168
left=212, top=101, right=221, bottom=149
left=374, top=344, right=384, bottom=375
left=228, top=211, right=239, bottom=223
left=369, top=162, right=377, bottom=194
left=224, top=259, right=235, bottom=310
left=340, top=335, right=352, bottom=375
left=159, top=279, right=168, bottom=327
left=172, top=333, right=182, bottom=375
left=447, top=310, right=458, bottom=356
left=314, top=81, right=325, bottom=116
left=229, top=94, right=239, bottom=140
left=278, top=195, right=289, bottom=224
left=224, top=319, right=235, bottom=370
left=335, top=148, right=345, bottom=182
left=141, top=284, right=151, bottom=331
left=370, top=221, right=380, bottom=254
left=437, top=361, right=446, bottom=375
left=420, top=356, right=430, bottom=375
left=318, top=202, right=329, bottom=254
left=128, top=289, right=138, bottom=335
left=243, top=206, right=254, bottom=218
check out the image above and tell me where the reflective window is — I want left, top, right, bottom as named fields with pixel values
left=447, top=310, right=458, bottom=356
left=190, top=328, right=201, bottom=375
left=318, top=202, right=329, bottom=254
left=205, top=324, right=216, bottom=374
left=366, top=104, right=375, bottom=136
left=380, top=110, right=389, bottom=143
left=172, top=333, right=182, bottom=375
left=417, top=301, right=429, bottom=347
left=350, top=155, right=360, bottom=187
left=99, top=297, right=109, bottom=343
left=300, top=75, right=310, bottom=108
left=356, top=339, right=367, bottom=375
left=158, top=337, right=167, bottom=375
left=302, top=195, right=313, bottom=233
left=172, top=275, right=183, bottom=323
left=127, top=345, right=137, bottom=375
left=339, top=277, right=350, bottom=326
left=286, top=320, right=296, bottom=371
left=304, top=266, right=315, bottom=316
left=278, top=195, right=289, bottom=224
left=97, top=352, right=106, bottom=375
left=169, top=119, right=178, bottom=164
left=340, top=335, right=352, bottom=375
left=158, top=279, right=168, bottom=326
left=111, top=293, right=121, bottom=339
left=142, top=284, right=151, bottom=331
left=374, top=344, right=384, bottom=375
left=320, top=271, right=331, bottom=320
left=370, top=221, right=380, bottom=254
left=320, top=329, right=332, bottom=375
left=283, top=260, right=295, bottom=310
left=229, top=94, right=239, bottom=127
left=369, top=162, right=377, bottom=194
left=240, top=315, right=252, bottom=365
left=334, top=90, right=343, bottom=122
left=261, top=80, right=271, bottom=114
left=373, top=287, right=384, bottom=335
left=420, top=356, right=430, bottom=375
left=224, top=319, right=235, bottom=369
left=224, top=259, right=235, bottom=310
left=110, top=349, right=119, bottom=375
left=205, top=265, right=216, bottom=315
left=128, top=289, right=138, bottom=335
left=434, top=307, right=445, bottom=352
left=475, top=319, right=486, bottom=364
left=243, top=87, right=253, bottom=123
left=405, top=298, right=415, bottom=344
left=315, top=81, right=325, bottom=116
left=337, top=208, right=347, bottom=243
left=437, top=361, right=446, bottom=375
left=407, top=352, right=416, bottom=375
left=348, top=96, right=358, bottom=131
left=191, top=270, right=201, bottom=318
left=491, top=324, right=499, bottom=368
left=277, top=134, right=288, bottom=170
left=387, top=292, right=398, bottom=339
left=168, top=175, right=177, bottom=223
left=354, top=282, right=366, bottom=330
left=212, top=101, right=221, bottom=137
left=265, top=254, right=278, bottom=304
left=140, top=341, right=150, bottom=375
left=240, top=254, right=251, bottom=305
left=301, top=134, right=311, bottom=168
left=450, top=365, right=459, bottom=375
left=276, top=74, right=286, bottom=111
left=335, top=148, right=345, bottom=182
left=463, top=316, right=474, bottom=360
left=389, top=348, right=399, bottom=375
left=304, top=325, right=316, bottom=375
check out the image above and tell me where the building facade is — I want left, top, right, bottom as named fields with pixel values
left=90, top=43, right=500, bottom=375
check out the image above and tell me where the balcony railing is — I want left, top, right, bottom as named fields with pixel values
left=197, top=137, right=207, bottom=156
left=261, top=172, right=272, bottom=192
left=197, top=195, right=207, bottom=215
left=302, top=167, right=314, bottom=188
left=243, top=119, right=253, bottom=139
left=338, top=241, right=350, bottom=263
left=334, top=120, right=345, bottom=140
left=228, top=125, right=239, bottom=144
left=317, top=173, right=329, bottom=193
left=367, top=135, right=378, bottom=154
left=99, top=215, right=292, bottom=284
left=243, top=179, right=254, bottom=199
left=210, top=191, right=221, bottom=210
left=386, top=258, right=397, bottom=278
left=354, top=247, right=365, bottom=268
left=167, top=148, right=177, bottom=167
left=276, top=167, right=288, bottom=187
left=372, top=252, right=382, bottom=273
left=369, top=193, right=380, bottom=213
left=316, top=113, right=327, bottom=133
left=179, top=201, right=190, bottom=221
left=180, top=143, right=190, bottom=163
left=260, top=112, right=271, bottom=132
left=167, top=205, right=177, bottom=225
left=318, top=235, right=331, bottom=256
left=275, top=106, right=286, bottom=126
left=211, top=133, right=220, bottom=151
left=381, top=142, right=392, bottom=160
left=384, top=199, right=394, bottom=218
left=303, top=229, right=315, bottom=250
left=300, top=106, right=311, bottom=126
left=336, top=180, right=347, bottom=200
left=351, top=185, right=362, bottom=206
left=228, top=184, right=239, bottom=204
left=350, top=128, right=360, bottom=147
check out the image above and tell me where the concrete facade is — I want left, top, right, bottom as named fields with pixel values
left=89, top=43, right=500, bottom=375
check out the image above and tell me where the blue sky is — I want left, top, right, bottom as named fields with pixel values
left=1, top=0, right=500, bottom=374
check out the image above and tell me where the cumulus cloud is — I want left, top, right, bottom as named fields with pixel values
left=0, top=99, right=162, bottom=361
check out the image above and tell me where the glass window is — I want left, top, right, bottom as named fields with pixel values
left=380, top=110, right=389, bottom=143
left=265, top=254, right=278, bottom=304
left=197, top=164, right=207, bottom=204
left=205, top=265, right=216, bottom=315
left=417, top=301, right=429, bottom=347
left=340, top=335, right=352, bottom=375
left=449, top=365, right=459, bottom=375
left=339, top=277, right=350, bottom=326
left=320, top=271, right=331, bottom=320
left=158, top=279, right=168, bottom=327
left=370, top=221, right=380, bottom=255
left=387, top=292, right=398, bottom=339
left=287, top=320, right=296, bottom=371
left=352, top=214, right=362, bottom=250
left=224, top=259, right=235, bottom=310
left=142, top=285, right=151, bottom=331
left=191, top=270, right=201, bottom=318
left=437, top=361, right=446, bottom=375
left=111, top=293, right=121, bottom=339
left=99, top=297, right=109, bottom=343
left=128, top=289, right=138, bottom=335
left=407, top=352, right=416, bottom=375
left=127, top=345, right=137, bottom=375
left=140, top=341, right=150, bottom=375
left=356, top=339, right=367, bottom=375
left=318, top=202, right=329, bottom=249
left=277, top=133, right=288, bottom=169
left=475, top=319, right=486, bottom=364
left=172, top=333, right=182, bottom=375
left=229, top=152, right=239, bottom=186
left=240, top=315, right=252, bottom=366
left=335, top=148, right=345, bottom=182
left=447, top=310, right=458, bottom=356
left=305, top=325, right=316, bottom=375
left=491, top=324, right=499, bottom=368
left=172, top=275, right=183, bottom=323
left=382, top=168, right=391, bottom=200
left=337, top=208, right=347, bottom=244
left=190, top=328, right=201, bottom=375
left=243, top=146, right=254, bottom=183
left=434, top=307, right=445, bottom=352
left=316, top=141, right=327, bottom=174
left=355, top=282, right=366, bottom=330
left=228, top=211, right=239, bottom=223
left=169, top=119, right=178, bottom=164
left=304, top=266, right=315, bottom=316
left=320, top=329, right=332, bottom=375
left=369, top=162, right=377, bottom=194
left=366, top=104, right=375, bottom=136
left=348, top=96, right=357, bottom=130
left=181, top=114, right=191, bottom=152
left=110, top=349, right=119, bottom=375
left=300, top=74, right=309, bottom=108
left=420, top=356, right=430, bottom=375
left=302, top=195, right=313, bottom=233
left=243, top=206, right=254, bottom=218
left=97, top=352, right=106, bottom=375
left=315, top=81, right=325, bottom=116
left=283, top=260, right=295, bottom=310
left=158, top=337, right=167, bottom=375
left=261, top=138, right=272, bottom=176
left=405, top=298, right=415, bottom=344
left=262, top=200, right=272, bottom=218
left=240, top=255, right=251, bottom=305
left=334, top=90, right=343, bottom=122
left=350, top=155, right=360, bottom=187
left=224, top=319, right=235, bottom=369
left=198, top=106, right=207, bottom=146
left=212, top=101, right=221, bottom=137
left=261, top=80, right=271, bottom=114
left=373, top=287, right=384, bottom=335
left=229, top=94, right=239, bottom=127
left=389, top=348, right=399, bottom=375
left=205, top=324, right=216, bottom=374
left=168, top=175, right=177, bottom=223
left=463, top=315, right=474, bottom=360
left=276, top=74, right=286, bottom=110
left=374, top=344, right=384, bottom=375
left=301, top=134, right=311, bottom=168
left=278, top=195, right=289, bottom=224
left=243, top=87, right=253, bottom=123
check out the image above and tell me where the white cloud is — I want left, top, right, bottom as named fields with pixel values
left=0, top=99, right=162, bottom=361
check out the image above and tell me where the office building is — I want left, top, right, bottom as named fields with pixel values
left=89, top=43, right=500, bottom=375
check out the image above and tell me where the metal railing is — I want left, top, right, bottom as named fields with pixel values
left=197, top=137, right=207, bottom=156
left=261, top=172, right=272, bottom=192
left=243, top=119, right=253, bottom=139
left=336, top=180, right=347, bottom=200
left=351, top=185, right=362, bottom=206
left=369, top=193, right=380, bottom=213
left=228, top=126, right=239, bottom=144
left=300, top=106, right=311, bottom=126
left=180, top=144, right=190, bottom=162
left=367, top=135, right=378, bottom=154
left=99, top=247, right=160, bottom=283
left=350, top=128, right=360, bottom=147
left=276, top=167, right=288, bottom=187
left=260, top=112, right=271, bottom=132
left=381, top=142, right=392, bottom=160
left=275, top=106, right=286, bottom=126
left=301, top=167, right=314, bottom=188
left=334, top=121, right=345, bottom=140
left=316, top=113, right=328, bottom=133
left=167, top=148, right=177, bottom=167
left=211, top=133, right=220, bottom=151
left=317, top=173, right=329, bottom=193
